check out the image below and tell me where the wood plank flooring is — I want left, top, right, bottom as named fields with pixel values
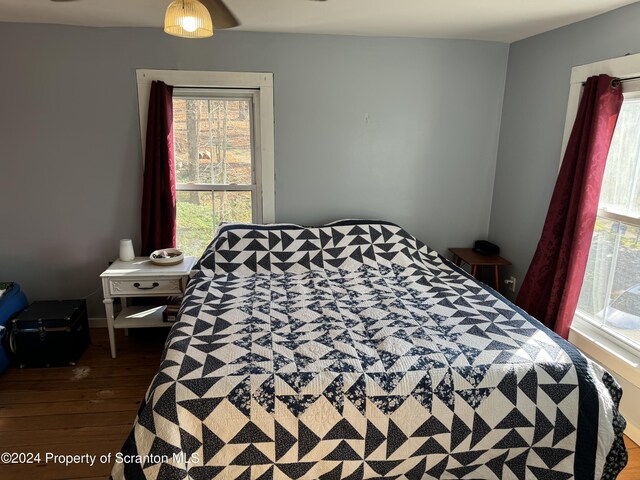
left=623, top=435, right=640, bottom=480
left=0, top=328, right=167, bottom=480
left=0, top=327, right=638, bottom=479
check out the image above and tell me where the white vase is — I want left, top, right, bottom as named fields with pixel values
left=119, top=239, right=135, bottom=261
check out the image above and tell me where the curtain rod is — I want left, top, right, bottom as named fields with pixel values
left=612, top=75, right=640, bottom=86
left=173, top=86, right=243, bottom=89
left=581, top=75, right=640, bottom=86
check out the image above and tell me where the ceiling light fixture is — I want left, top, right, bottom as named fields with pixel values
left=164, top=0, right=213, bottom=39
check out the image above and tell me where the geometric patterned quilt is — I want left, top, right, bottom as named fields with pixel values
left=112, top=220, right=627, bottom=480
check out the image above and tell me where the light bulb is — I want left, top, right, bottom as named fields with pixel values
left=181, top=16, right=198, bottom=33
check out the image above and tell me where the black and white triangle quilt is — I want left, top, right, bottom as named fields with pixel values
left=112, top=220, right=627, bottom=480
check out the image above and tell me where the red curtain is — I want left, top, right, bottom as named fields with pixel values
left=516, top=75, right=623, bottom=339
left=141, top=81, right=176, bottom=256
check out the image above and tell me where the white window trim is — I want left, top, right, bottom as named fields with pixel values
left=135, top=69, right=275, bottom=223
left=560, top=52, right=640, bottom=161
left=561, top=54, right=640, bottom=418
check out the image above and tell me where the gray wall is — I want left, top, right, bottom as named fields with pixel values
left=489, top=2, right=640, bottom=301
left=0, top=23, right=508, bottom=316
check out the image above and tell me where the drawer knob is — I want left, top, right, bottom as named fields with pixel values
left=133, top=282, right=160, bottom=290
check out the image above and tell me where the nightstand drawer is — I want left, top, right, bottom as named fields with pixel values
left=108, top=278, right=182, bottom=296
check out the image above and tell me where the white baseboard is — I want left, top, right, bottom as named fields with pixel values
left=89, top=317, right=107, bottom=328
left=625, top=420, right=640, bottom=446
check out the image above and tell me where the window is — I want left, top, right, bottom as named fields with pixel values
left=576, top=93, right=640, bottom=350
left=173, top=89, right=260, bottom=257
left=136, top=70, right=275, bottom=259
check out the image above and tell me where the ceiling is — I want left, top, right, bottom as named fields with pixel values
left=0, top=0, right=637, bottom=43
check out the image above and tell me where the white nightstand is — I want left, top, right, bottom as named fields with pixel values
left=100, top=256, right=196, bottom=358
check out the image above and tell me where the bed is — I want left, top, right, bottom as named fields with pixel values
left=112, top=220, right=627, bottom=480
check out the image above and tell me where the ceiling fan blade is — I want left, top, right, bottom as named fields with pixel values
left=200, top=0, right=241, bottom=29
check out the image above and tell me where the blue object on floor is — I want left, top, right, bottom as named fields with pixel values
left=0, top=283, right=28, bottom=374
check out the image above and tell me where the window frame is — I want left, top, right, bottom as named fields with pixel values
left=172, top=87, right=262, bottom=224
left=562, top=53, right=640, bottom=363
left=579, top=95, right=640, bottom=350
left=135, top=69, right=275, bottom=224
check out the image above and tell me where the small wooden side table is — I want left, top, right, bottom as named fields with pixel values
left=448, top=247, right=511, bottom=291
left=100, top=256, right=196, bottom=358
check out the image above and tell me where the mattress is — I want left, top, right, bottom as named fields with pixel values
left=112, top=220, right=627, bottom=480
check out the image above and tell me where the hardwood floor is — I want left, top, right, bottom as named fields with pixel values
left=0, top=327, right=638, bottom=479
left=0, top=328, right=167, bottom=480
left=622, top=435, right=640, bottom=480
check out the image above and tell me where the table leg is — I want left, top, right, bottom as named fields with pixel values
left=494, top=265, right=500, bottom=291
left=471, top=265, right=478, bottom=277
left=455, top=255, right=462, bottom=267
left=103, top=298, right=117, bottom=358
left=121, top=298, right=129, bottom=337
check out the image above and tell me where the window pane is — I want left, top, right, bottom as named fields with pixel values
left=214, top=191, right=253, bottom=228
left=577, top=217, right=618, bottom=321
left=173, top=93, right=256, bottom=259
left=604, top=223, right=640, bottom=344
left=599, top=98, right=640, bottom=218
left=176, top=191, right=214, bottom=258
left=577, top=95, right=640, bottom=350
left=173, top=97, right=253, bottom=185
left=176, top=190, right=254, bottom=258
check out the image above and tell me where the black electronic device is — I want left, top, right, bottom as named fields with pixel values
left=472, top=240, right=500, bottom=256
